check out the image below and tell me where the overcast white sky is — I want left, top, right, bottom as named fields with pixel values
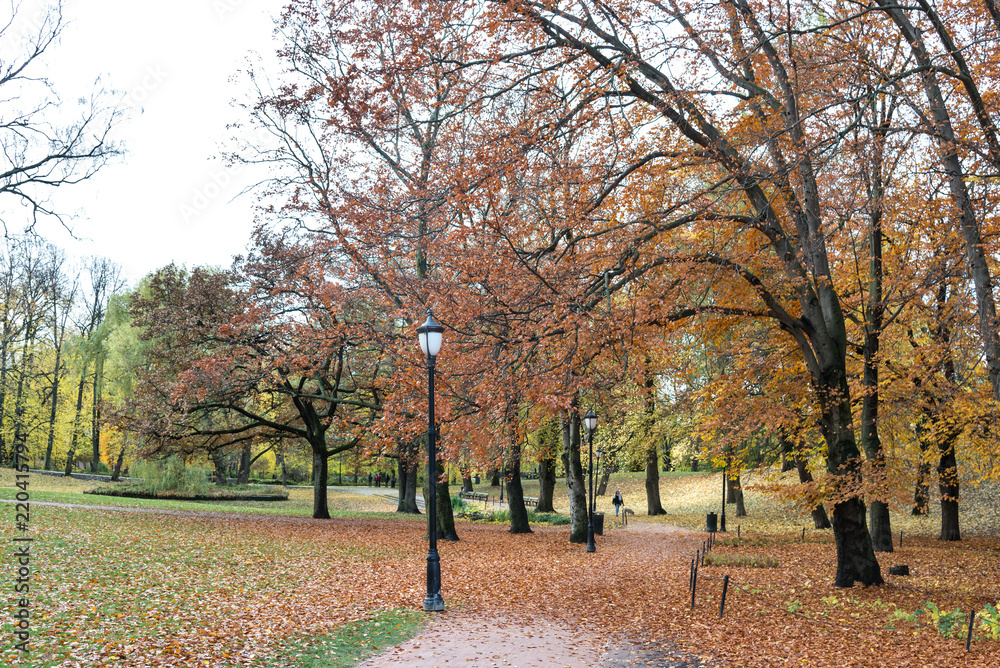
left=5, top=0, right=284, bottom=286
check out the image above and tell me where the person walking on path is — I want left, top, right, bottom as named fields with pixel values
left=612, top=490, right=624, bottom=516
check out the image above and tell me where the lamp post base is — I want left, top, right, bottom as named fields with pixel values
left=423, top=594, right=445, bottom=612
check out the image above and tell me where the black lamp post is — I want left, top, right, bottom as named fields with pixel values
left=417, top=310, right=445, bottom=612
left=583, top=409, right=598, bottom=553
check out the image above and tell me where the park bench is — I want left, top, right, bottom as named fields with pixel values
left=460, top=491, right=489, bottom=503
left=524, top=496, right=539, bottom=507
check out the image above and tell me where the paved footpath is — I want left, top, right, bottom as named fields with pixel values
left=358, top=609, right=706, bottom=668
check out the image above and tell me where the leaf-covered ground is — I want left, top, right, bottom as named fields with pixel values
left=2, top=469, right=998, bottom=667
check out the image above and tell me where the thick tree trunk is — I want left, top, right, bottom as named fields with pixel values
left=276, top=447, right=287, bottom=486
left=211, top=450, right=228, bottom=485
left=311, top=446, right=330, bottom=519
left=111, top=443, right=126, bottom=482
left=562, top=409, right=587, bottom=543
left=488, top=467, right=500, bottom=487
left=505, top=451, right=532, bottom=534
left=536, top=454, right=556, bottom=513
left=237, top=443, right=252, bottom=484
left=822, top=381, right=883, bottom=586
left=938, top=442, right=961, bottom=541
left=596, top=468, right=610, bottom=497
left=462, top=471, right=473, bottom=494
left=397, top=440, right=420, bottom=514
left=730, top=472, right=747, bottom=517
left=645, top=443, right=666, bottom=515
left=423, top=459, right=458, bottom=540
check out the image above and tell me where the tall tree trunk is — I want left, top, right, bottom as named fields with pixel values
left=536, top=454, right=556, bottom=512
left=210, top=450, right=228, bottom=485
left=645, top=443, right=666, bottom=515
left=237, top=443, right=252, bottom=484
left=861, top=137, right=892, bottom=553
left=874, top=0, right=1000, bottom=402
left=643, top=357, right=666, bottom=515
left=397, top=439, right=420, bottom=513
left=91, top=353, right=104, bottom=471
left=938, top=437, right=961, bottom=541
left=423, top=458, right=458, bottom=540
left=111, top=441, right=127, bottom=482
left=596, top=468, right=610, bottom=497
left=64, top=363, right=89, bottom=477
left=276, top=447, right=287, bottom=486
left=311, top=443, right=330, bottom=519
left=730, top=471, right=747, bottom=517
left=44, top=339, right=62, bottom=470
left=912, top=425, right=931, bottom=516
left=505, top=439, right=531, bottom=534
left=563, top=407, right=587, bottom=543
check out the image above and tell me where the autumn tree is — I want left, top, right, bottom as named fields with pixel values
left=0, top=0, right=121, bottom=233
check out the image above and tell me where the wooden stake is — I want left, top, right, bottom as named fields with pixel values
left=691, top=563, right=698, bottom=610
left=719, top=575, right=730, bottom=618
left=967, top=610, right=975, bottom=651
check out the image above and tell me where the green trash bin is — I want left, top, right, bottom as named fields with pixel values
left=593, top=512, right=605, bottom=536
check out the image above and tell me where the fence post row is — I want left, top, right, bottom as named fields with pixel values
left=719, top=574, right=730, bottom=618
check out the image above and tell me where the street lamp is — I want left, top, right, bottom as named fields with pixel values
left=583, top=408, right=598, bottom=553
left=417, top=310, right=445, bottom=612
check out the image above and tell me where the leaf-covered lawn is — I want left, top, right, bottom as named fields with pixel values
left=2, top=469, right=998, bottom=667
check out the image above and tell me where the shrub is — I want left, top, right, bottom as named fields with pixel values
left=130, top=456, right=211, bottom=496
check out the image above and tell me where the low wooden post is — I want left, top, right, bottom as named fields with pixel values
left=690, top=562, right=698, bottom=610
left=719, top=575, right=730, bottom=618
left=967, top=610, right=976, bottom=651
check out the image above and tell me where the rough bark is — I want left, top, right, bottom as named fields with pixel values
left=423, top=459, right=458, bottom=541
left=536, top=454, right=557, bottom=513
left=562, top=408, right=587, bottom=543
left=238, top=443, right=252, bottom=484
left=729, top=471, right=747, bottom=517
left=596, top=468, right=610, bottom=497
left=505, top=448, right=532, bottom=534
left=938, top=440, right=961, bottom=541
left=645, top=444, right=666, bottom=515
left=311, top=446, right=330, bottom=520
left=211, top=450, right=228, bottom=485
left=397, top=439, right=420, bottom=513
left=861, top=120, right=892, bottom=553
left=111, top=442, right=126, bottom=482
